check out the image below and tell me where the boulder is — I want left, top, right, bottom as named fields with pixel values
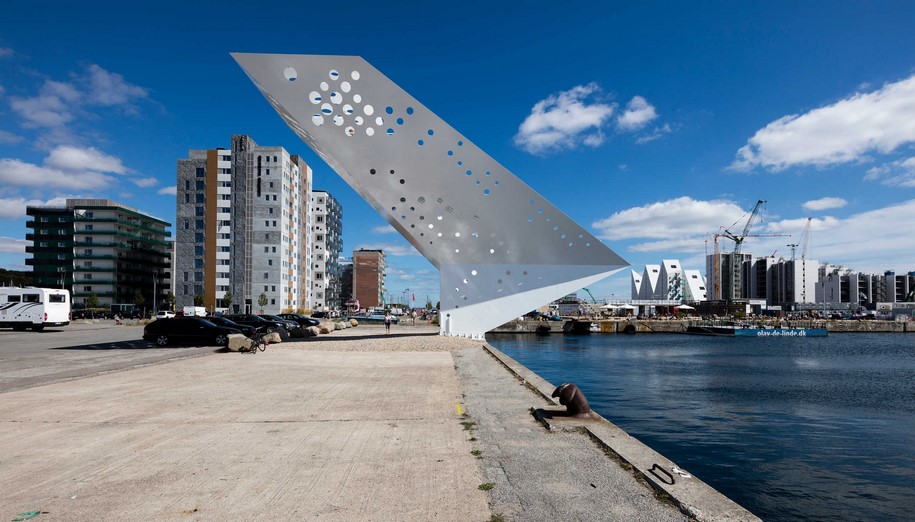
left=265, top=331, right=283, bottom=344
left=227, top=334, right=252, bottom=352
left=306, top=326, right=321, bottom=336
left=349, top=319, right=359, bottom=327
left=319, top=324, right=333, bottom=334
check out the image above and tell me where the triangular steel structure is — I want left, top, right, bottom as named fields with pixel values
left=233, top=53, right=628, bottom=338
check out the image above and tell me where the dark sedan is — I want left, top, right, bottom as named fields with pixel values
left=143, top=317, right=241, bottom=347
left=223, top=314, right=289, bottom=332
left=206, top=316, right=256, bottom=337
left=259, top=314, right=299, bottom=330
left=277, top=313, right=321, bottom=328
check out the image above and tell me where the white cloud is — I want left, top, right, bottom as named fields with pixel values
left=733, top=74, right=915, bottom=171
left=0, top=130, right=24, bottom=145
left=617, top=96, right=658, bottom=131
left=355, top=242, right=420, bottom=256
left=9, top=64, right=148, bottom=130
left=0, top=236, right=28, bottom=253
left=864, top=157, right=915, bottom=188
left=802, top=197, right=847, bottom=212
left=130, top=177, right=158, bottom=188
left=84, top=64, right=149, bottom=108
left=157, top=186, right=177, bottom=196
left=628, top=237, right=708, bottom=253
left=592, top=197, right=748, bottom=241
left=0, top=48, right=13, bottom=59
left=0, top=197, right=69, bottom=219
left=514, top=83, right=615, bottom=154
left=635, top=123, right=672, bottom=144
left=370, top=224, right=397, bottom=234
left=758, top=201, right=915, bottom=273
left=0, top=158, right=114, bottom=189
left=45, top=145, right=128, bottom=174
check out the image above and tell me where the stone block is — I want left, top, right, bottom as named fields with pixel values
left=227, top=334, right=252, bottom=352
left=349, top=319, right=359, bottom=327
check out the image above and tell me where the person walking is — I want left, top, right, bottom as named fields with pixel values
left=384, top=311, right=392, bottom=334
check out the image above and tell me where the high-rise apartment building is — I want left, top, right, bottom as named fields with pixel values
left=175, top=135, right=313, bottom=314
left=309, top=191, right=343, bottom=311
left=353, top=249, right=385, bottom=309
left=26, top=199, right=171, bottom=310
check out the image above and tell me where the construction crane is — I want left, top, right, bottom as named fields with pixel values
left=799, top=217, right=813, bottom=302
left=710, top=200, right=765, bottom=301
left=581, top=287, right=598, bottom=304
left=710, top=231, right=788, bottom=300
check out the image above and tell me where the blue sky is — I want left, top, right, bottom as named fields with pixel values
left=2, top=1, right=914, bottom=304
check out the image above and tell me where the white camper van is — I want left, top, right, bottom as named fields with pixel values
left=0, top=287, right=71, bottom=331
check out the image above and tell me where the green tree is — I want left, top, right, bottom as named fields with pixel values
left=133, top=289, right=146, bottom=308
left=435, top=301, right=440, bottom=310
left=425, top=296, right=433, bottom=310
left=258, top=292, right=268, bottom=308
left=222, top=291, right=233, bottom=310
left=164, top=291, right=176, bottom=311
left=85, top=292, right=99, bottom=309
left=194, top=294, right=205, bottom=306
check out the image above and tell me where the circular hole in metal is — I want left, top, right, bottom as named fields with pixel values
left=457, top=141, right=463, bottom=146
left=312, top=115, right=324, bottom=126
left=447, top=150, right=454, bottom=156
left=385, top=106, right=394, bottom=114
left=284, top=67, right=297, bottom=81
left=455, top=249, right=460, bottom=253
left=321, top=103, right=333, bottom=115
left=309, top=91, right=322, bottom=104
left=553, top=225, right=559, bottom=231
left=457, top=161, right=463, bottom=165
left=399, top=179, right=405, bottom=184
left=406, top=107, right=414, bottom=115
left=483, top=189, right=491, bottom=195
left=363, top=104, right=374, bottom=116
left=400, top=197, right=406, bottom=202
left=386, top=128, right=394, bottom=135
left=586, top=242, right=591, bottom=247
left=330, top=92, right=342, bottom=104
left=320, top=81, right=329, bottom=91
left=418, top=196, right=425, bottom=203
left=528, top=217, right=533, bottom=222
left=418, top=139, right=424, bottom=146
left=370, top=168, right=376, bottom=174
left=390, top=169, right=395, bottom=174
left=345, top=126, right=355, bottom=136
left=341, top=81, right=351, bottom=93
left=329, top=69, right=339, bottom=80
left=568, top=242, right=573, bottom=247
left=497, top=279, right=502, bottom=284
left=375, top=116, right=384, bottom=125
left=475, top=181, right=481, bottom=185
left=333, top=115, right=344, bottom=126
left=396, top=117, right=404, bottom=125
left=354, top=116, right=364, bottom=125
left=489, top=249, right=495, bottom=254
left=437, top=216, right=443, bottom=220
left=455, top=232, right=461, bottom=238
left=427, top=129, right=434, bottom=136
left=351, top=71, right=360, bottom=80
left=462, top=279, right=468, bottom=284
left=471, top=233, right=478, bottom=238
left=437, top=232, right=442, bottom=237
left=343, top=104, right=354, bottom=115
left=428, top=224, right=434, bottom=229
left=366, top=127, right=375, bottom=136
left=506, top=270, right=511, bottom=275
left=353, top=94, right=362, bottom=103
left=560, top=233, right=566, bottom=239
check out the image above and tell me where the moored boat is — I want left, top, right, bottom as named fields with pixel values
left=685, top=321, right=828, bottom=337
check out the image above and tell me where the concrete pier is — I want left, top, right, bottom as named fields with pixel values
left=1, top=324, right=758, bottom=521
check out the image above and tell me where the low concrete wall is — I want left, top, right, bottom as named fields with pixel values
left=492, top=319, right=912, bottom=334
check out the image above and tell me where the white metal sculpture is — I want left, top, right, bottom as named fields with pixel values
left=232, top=53, right=628, bottom=338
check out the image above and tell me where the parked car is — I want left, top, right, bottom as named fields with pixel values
left=258, top=314, right=300, bottom=330
left=311, top=311, right=328, bottom=319
left=142, top=317, right=241, bottom=347
left=277, top=313, right=321, bottom=328
left=156, top=310, right=176, bottom=319
left=206, top=315, right=256, bottom=337
left=223, top=314, right=289, bottom=332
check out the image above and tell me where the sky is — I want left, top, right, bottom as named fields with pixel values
left=1, top=1, right=914, bottom=305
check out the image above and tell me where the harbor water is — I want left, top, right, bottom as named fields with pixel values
left=486, top=332, right=915, bottom=522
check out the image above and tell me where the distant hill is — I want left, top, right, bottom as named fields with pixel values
left=0, top=268, right=32, bottom=288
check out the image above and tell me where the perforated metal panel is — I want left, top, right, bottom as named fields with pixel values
left=233, top=53, right=628, bottom=337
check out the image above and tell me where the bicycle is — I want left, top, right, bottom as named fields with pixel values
left=247, top=330, right=272, bottom=354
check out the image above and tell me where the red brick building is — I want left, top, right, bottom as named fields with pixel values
left=353, top=249, right=385, bottom=309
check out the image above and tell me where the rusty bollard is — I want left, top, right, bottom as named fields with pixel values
left=551, top=383, right=592, bottom=418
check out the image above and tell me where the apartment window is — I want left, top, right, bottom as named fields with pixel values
left=84, top=249, right=93, bottom=255
left=84, top=261, right=92, bottom=267
left=57, top=242, right=65, bottom=247
left=264, top=247, right=269, bottom=253
left=195, top=194, right=205, bottom=203
left=195, top=233, right=203, bottom=242
left=196, top=181, right=205, bottom=190
left=195, top=272, right=203, bottom=281
left=84, top=286, right=92, bottom=292
left=315, top=273, right=323, bottom=280
left=39, top=241, right=48, bottom=247
left=184, top=285, right=189, bottom=294
left=196, top=206, right=204, bottom=216
left=264, top=272, right=269, bottom=280
left=185, top=180, right=190, bottom=190
left=194, top=259, right=203, bottom=268
left=195, top=246, right=203, bottom=256
left=264, top=286, right=269, bottom=292
left=84, top=273, right=92, bottom=280
left=268, top=260, right=273, bottom=266
left=196, top=167, right=205, bottom=177
left=271, top=299, right=275, bottom=305
left=40, top=216, right=49, bottom=222
left=84, top=237, right=93, bottom=244
left=185, top=193, right=190, bottom=203
left=85, top=212, right=93, bottom=218
left=272, top=247, right=276, bottom=253
left=266, top=169, right=270, bottom=175
left=196, top=220, right=204, bottom=229
left=273, top=156, right=277, bottom=162
left=85, top=224, right=93, bottom=231
left=269, top=182, right=274, bottom=188
left=269, top=208, right=273, bottom=214
left=265, top=220, right=269, bottom=227
left=184, top=219, right=189, bottom=230
left=272, top=286, right=276, bottom=292
left=39, top=230, right=48, bottom=235
left=316, top=235, right=324, bottom=242
left=194, top=285, right=203, bottom=295
left=316, top=216, right=324, bottom=223
left=184, top=272, right=189, bottom=282
left=272, top=221, right=276, bottom=227
left=272, top=195, right=277, bottom=201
